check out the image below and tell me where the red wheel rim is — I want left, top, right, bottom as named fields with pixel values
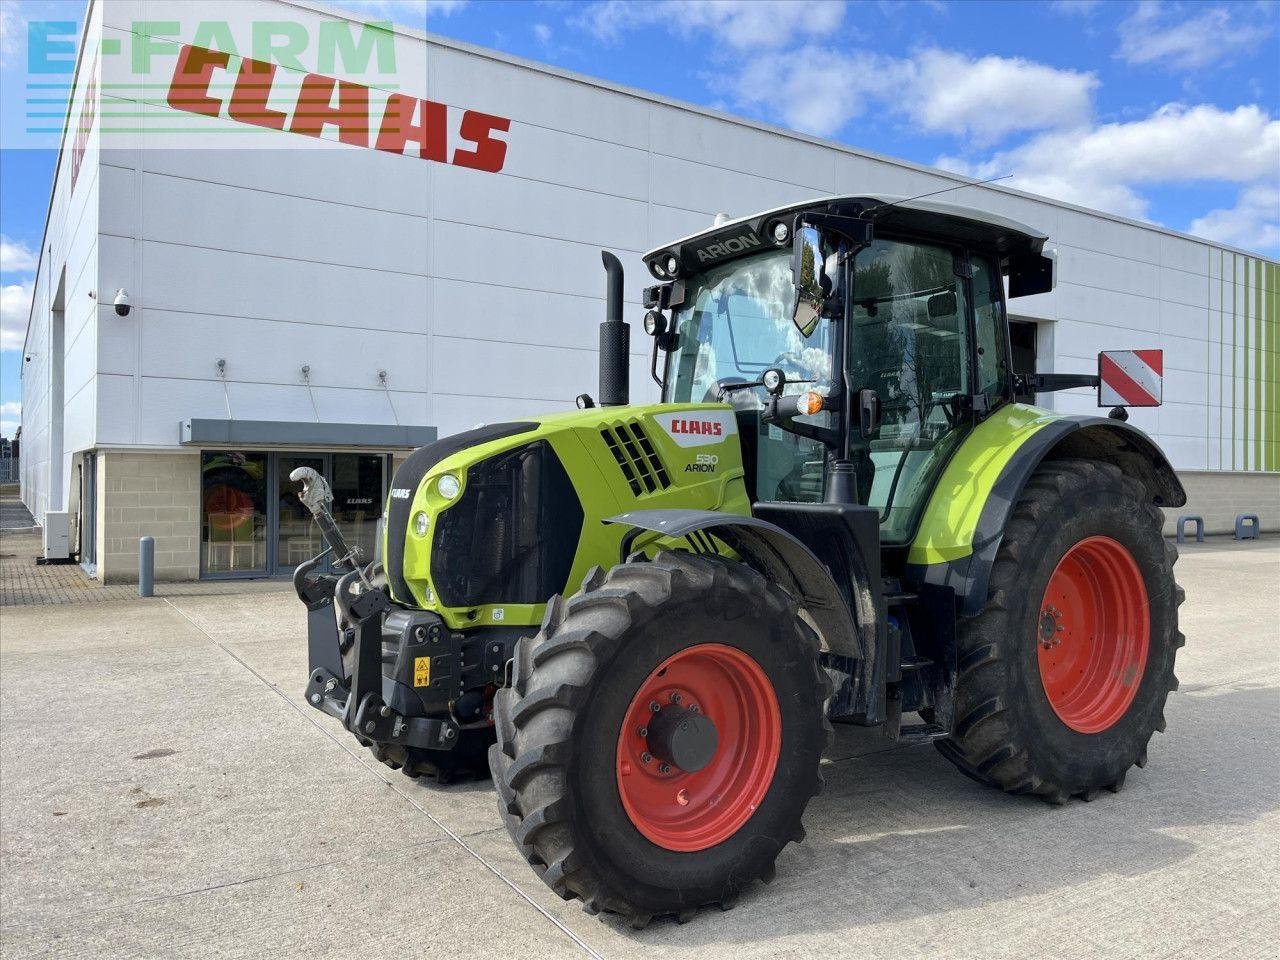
left=1037, top=536, right=1150, bottom=734
left=615, top=643, right=781, bottom=852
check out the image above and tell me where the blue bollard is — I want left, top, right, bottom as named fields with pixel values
left=1176, top=515, right=1204, bottom=544
left=139, top=536, right=155, bottom=597
left=1234, top=514, right=1260, bottom=540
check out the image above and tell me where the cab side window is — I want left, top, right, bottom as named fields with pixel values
left=973, top=255, right=1010, bottom=404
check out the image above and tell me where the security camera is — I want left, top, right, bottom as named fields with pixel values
left=25, top=355, right=33, bottom=363
left=113, top=288, right=131, bottom=317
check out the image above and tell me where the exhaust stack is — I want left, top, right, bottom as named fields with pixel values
left=598, top=251, right=630, bottom=407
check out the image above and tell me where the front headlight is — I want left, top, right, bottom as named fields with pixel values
left=437, top=474, right=461, bottom=500
left=413, top=511, right=430, bottom=537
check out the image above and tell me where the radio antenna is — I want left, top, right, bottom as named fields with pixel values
left=865, top=173, right=1013, bottom=219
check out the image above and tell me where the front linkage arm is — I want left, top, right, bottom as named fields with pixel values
left=291, top=468, right=463, bottom=754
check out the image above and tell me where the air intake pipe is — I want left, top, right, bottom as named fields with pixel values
left=598, top=251, right=630, bottom=407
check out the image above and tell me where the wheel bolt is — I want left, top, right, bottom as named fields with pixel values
left=689, top=705, right=699, bottom=714
left=649, top=701, right=661, bottom=713
left=638, top=727, right=648, bottom=738
left=670, top=692, right=682, bottom=704
left=658, top=762, right=671, bottom=775
left=641, top=752, right=653, bottom=763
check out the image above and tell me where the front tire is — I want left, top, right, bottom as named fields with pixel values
left=490, top=551, right=831, bottom=927
left=937, top=458, right=1184, bottom=803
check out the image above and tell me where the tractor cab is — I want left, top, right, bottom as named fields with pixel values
left=641, top=195, right=1055, bottom=555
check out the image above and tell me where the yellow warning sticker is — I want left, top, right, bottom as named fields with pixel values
left=413, top=656, right=431, bottom=688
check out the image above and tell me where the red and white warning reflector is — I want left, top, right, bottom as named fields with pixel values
left=1098, top=350, right=1163, bottom=407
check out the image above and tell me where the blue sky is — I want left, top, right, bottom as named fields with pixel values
left=1, top=0, right=1278, bottom=436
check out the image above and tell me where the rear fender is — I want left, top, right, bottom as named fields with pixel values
left=910, top=414, right=1185, bottom=616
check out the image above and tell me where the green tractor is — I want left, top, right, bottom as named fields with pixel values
left=293, top=195, right=1185, bottom=927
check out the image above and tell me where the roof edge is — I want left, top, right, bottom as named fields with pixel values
left=286, top=0, right=1279, bottom=264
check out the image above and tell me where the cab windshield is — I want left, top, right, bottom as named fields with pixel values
left=664, top=248, right=836, bottom=503
left=664, top=249, right=834, bottom=405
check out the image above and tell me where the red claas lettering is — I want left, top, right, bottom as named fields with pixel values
left=671, top=419, right=723, bottom=436
left=165, top=44, right=511, bottom=172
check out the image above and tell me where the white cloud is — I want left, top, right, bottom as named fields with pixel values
left=332, top=0, right=469, bottom=21
left=903, top=49, right=1097, bottom=143
left=576, top=0, right=846, bottom=50
left=1, top=236, right=39, bottom=274
left=724, top=47, right=893, bottom=136
left=938, top=103, right=1280, bottom=222
left=1048, top=0, right=1101, bottom=14
left=533, top=23, right=552, bottom=45
left=0, top=401, right=20, bottom=418
left=1188, top=183, right=1280, bottom=253
left=1, top=280, right=34, bottom=351
left=1118, top=1, right=1272, bottom=71
left=0, top=5, right=21, bottom=57
left=723, top=46, right=1096, bottom=141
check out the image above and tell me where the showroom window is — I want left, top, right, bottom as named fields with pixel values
left=201, top=451, right=268, bottom=575
left=201, top=451, right=389, bottom=578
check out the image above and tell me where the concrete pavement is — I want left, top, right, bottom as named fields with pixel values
left=1, top=535, right=1277, bottom=959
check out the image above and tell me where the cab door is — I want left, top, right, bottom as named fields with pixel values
left=846, top=235, right=975, bottom=544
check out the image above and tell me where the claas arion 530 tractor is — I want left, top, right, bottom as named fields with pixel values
left=292, top=195, right=1185, bottom=927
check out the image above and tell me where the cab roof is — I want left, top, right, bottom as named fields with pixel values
left=642, top=194, right=1050, bottom=281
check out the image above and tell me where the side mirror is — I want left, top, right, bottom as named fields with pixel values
left=791, top=224, right=828, bottom=338
left=858, top=388, right=880, bottom=440
left=927, top=290, right=957, bottom=321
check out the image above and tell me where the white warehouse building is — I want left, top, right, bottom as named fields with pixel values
left=19, top=0, right=1279, bottom=582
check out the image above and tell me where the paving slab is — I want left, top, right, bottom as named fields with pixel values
left=0, top=537, right=1277, bottom=959
left=163, top=590, right=507, bottom=839
left=0, top=838, right=586, bottom=960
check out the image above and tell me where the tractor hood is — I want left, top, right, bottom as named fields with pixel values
left=381, top=403, right=752, bottom=627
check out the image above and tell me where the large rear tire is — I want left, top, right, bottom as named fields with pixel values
left=490, top=551, right=831, bottom=927
left=936, top=458, right=1184, bottom=803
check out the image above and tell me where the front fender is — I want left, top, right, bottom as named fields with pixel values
left=908, top=406, right=1186, bottom=616
left=604, top=508, right=864, bottom=660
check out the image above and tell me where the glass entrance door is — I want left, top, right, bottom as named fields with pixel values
left=202, top=452, right=268, bottom=575
left=203, top=451, right=388, bottom=578
left=330, top=453, right=385, bottom=565
left=275, top=455, right=326, bottom=574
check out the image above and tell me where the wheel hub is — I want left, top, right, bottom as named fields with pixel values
left=1037, top=536, right=1150, bottom=734
left=645, top=704, right=719, bottom=773
left=1039, top=605, right=1063, bottom=647
left=616, top=643, right=781, bottom=852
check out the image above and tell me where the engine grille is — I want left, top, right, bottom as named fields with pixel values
left=430, top=440, right=582, bottom=608
left=601, top=421, right=671, bottom=496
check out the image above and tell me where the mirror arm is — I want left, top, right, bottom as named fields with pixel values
left=799, top=212, right=874, bottom=246
left=764, top=412, right=839, bottom=447
left=1014, top=372, right=1099, bottom=394
left=649, top=336, right=664, bottom=389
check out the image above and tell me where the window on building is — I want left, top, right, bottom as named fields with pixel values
left=201, top=451, right=267, bottom=574
left=331, top=453, right=385, bottom=563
